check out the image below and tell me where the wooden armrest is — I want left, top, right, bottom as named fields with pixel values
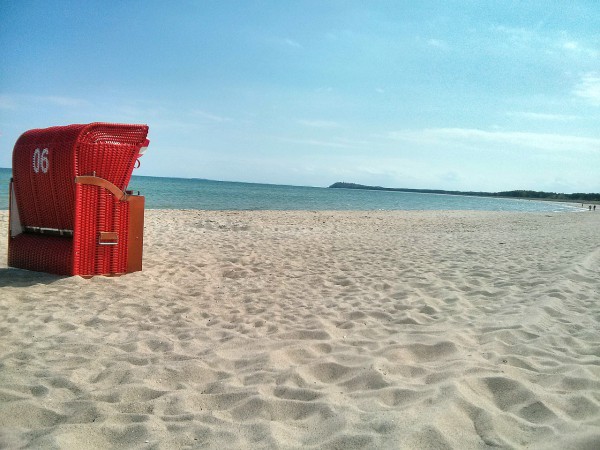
left=75, top=175, right=127, bottom=201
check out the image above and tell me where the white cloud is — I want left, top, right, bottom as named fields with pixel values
left=36, top=96, right=91, bottom=108
left=265, top=37, right=303, bottom=50
left=276, top=136, right=357, bottom=149
left=190, top=109, right=231, bottom=122
left=388, top=128, right=600, bottom=154
left=492, top=26, right=598, bottom=59
left=0, top=95, right=18, bottom=109
left=492, top=25, right=537, bottom=45
left=427, top=38, right=449, bottom=49
left=0, top=94, right=91, bottom=109
left=574, top=73, right=600, bottom=105
left=560, top=38, right=598, bottom=58
left=284, top=38, right=302, bottom=49
left=507, top=111, right=577, bottom=121
left=297, top=119, right=341, bottom=128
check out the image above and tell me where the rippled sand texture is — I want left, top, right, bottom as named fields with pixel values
left=1, top=210, right=599, bottom=449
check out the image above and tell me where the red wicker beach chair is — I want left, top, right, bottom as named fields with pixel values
left=8, top=123, right=150, bottom=276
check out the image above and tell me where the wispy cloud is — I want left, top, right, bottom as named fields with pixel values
left=388, top=128, right=600, bottom=153
left=574, top=73, right=600, bottom=105
left=36, top=95, right=91, bottom=107
left=284, top=38, right=303, bottom=49
left=427, top=38, right=449, bottom=50
left=0, top=95, right=18, bottom=110
left=560, top=38, right=598, bottom=58
left=190, top=109, right=231, bottom=122
left=492, top=25, right=538, bottom=46
left=492, top=25, right=598, bottom=59
left=276, top=136, right=357, bottom=149
left=0, top=94, right=91, bottom=109
left=297, top=119, right=341, bottom=128
left=507, top=111, right=577, bottom=121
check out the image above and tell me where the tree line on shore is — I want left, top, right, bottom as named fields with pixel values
left=329, top=182, right=600, bottom=202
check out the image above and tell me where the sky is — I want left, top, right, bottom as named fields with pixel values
left=1, top=1, right=599, bottom=193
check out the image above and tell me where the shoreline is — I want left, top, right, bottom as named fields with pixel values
left=329, top=181, right=600, bottom=204
left=1, top=210, right=599, bottom=448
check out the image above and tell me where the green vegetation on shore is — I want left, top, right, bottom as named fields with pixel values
left=329, top=182, right=600, bottom=202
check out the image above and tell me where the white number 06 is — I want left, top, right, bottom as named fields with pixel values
left=33, top=148, right=49, bottom=174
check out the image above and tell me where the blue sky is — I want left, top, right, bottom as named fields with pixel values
left=1, top=1, right=599, bottom=192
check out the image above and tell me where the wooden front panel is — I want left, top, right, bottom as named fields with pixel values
left=126, top=195, right=145, bottom=273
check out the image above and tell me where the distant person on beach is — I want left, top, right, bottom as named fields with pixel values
left=589, top=205, right=592, bottom=211
left=594, top=205, right=596, bottom=211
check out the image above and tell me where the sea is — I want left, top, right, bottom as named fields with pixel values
left=0, top=167, right=584, bottom=213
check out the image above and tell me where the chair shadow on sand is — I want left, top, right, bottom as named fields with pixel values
left=0, top=268, right=67, bottom=288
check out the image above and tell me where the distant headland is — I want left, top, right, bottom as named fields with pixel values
left=329, top=182, right=600, bottom=202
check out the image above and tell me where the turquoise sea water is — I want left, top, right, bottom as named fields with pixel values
left=0, top=167, right=583, bottom=212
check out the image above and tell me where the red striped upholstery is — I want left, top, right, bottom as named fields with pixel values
left=9, top=123, right=149, bottom=276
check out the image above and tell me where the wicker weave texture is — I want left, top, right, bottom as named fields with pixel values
left=8, top=234, right=73, bottom=275
left=73, top=185, right=130, bottom=275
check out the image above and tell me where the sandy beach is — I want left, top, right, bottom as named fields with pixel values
left=0, top=209, right=599, bottom=449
